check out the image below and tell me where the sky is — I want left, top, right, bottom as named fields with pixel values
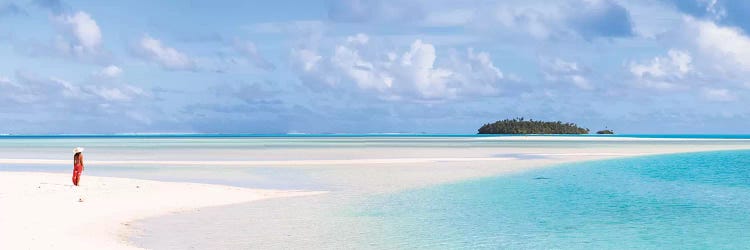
left=0, top=0, right=749, bottom=134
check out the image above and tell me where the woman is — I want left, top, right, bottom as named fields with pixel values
left=72, top=147, right=84, bottom=186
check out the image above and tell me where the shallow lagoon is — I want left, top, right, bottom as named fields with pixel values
left=361, top=150, right=750, bottom=249
left=3, top=136, right=750, bottom=248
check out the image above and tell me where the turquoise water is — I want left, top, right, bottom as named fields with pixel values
left=360, top=150, right=750, bottom=249
left=3, top=135, right=750, bottom=248
left=1, top=133, right=750, bottom=139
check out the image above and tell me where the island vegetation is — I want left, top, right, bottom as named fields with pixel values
left=596, top=129, right=614, bottom=134
left=477, top=118, right=590, bottom=134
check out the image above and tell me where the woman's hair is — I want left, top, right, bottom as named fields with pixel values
left=74, top=152, right=81, bottom=162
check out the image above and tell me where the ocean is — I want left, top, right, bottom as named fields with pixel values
left=3, top=133, right=750, bottom=138
left=359, top=150, right=750, bottom=249
left=3, top=135, right=750, bottom=248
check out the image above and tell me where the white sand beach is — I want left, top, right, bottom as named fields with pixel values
left=0, top=172, right=321, bottom=250
left=2, top=137, right=750, bottom=249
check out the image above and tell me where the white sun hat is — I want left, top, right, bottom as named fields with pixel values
left=73, top=147, right=85, bottom=153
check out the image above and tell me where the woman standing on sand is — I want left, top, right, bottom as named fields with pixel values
left=72, top=147, right=84, bottom=186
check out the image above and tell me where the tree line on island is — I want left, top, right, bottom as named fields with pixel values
left=477, top=118, right=614, bottom=134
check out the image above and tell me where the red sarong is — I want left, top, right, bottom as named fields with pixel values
left=72, top=164, right=83, bottom=186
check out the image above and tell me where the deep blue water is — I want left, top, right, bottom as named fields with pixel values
left=359, top=150, right=750, bottom=249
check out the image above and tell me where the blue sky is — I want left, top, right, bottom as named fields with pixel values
left=1, top=0, right=749, bottom=134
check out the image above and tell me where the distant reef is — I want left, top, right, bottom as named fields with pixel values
left=477, top=118, right=590, bottom=134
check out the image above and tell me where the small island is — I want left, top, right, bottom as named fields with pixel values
left=478, top=118, right=590, bottom=134
left=596, top=129, right=614, bottom=134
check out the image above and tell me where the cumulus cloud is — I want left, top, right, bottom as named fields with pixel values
left=629, top=49, right=692, bottom=89
left=684, top=17, right=750, bottom=71
left=15, top=10, right=113, bottom=63
left=618, top=16, right=750, bottom=106
left=57, top=11, right=101, bottom=50
left=541, top=58, right=593, bottom=90
left=136, top=35, right=196, bottom=71
left=292, top=33, right=510, bottom=101
left=634, top=17, right=750, bottom=95
left=444, top=48, right=507, bottom=95
left=630, top=50, right=691, bottom=78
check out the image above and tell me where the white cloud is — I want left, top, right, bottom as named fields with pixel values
left=34, top=10, right=111, bottom=63
left=1, top=71, right=149, bottom=106
left=630, top=49, right=691, bottom=78
left=96, top=65, right=122, bottom=78
left=63, top=12, right=100, bottom=48
left=636, top=17, right=750, bottom=96
left=702, top=88, right=736, bottom=102
left=0, top=72, right=78, bottom=104
left=685, top=17, right=750, bottom=71
left=137, top=35, right=195, bottom=70
left=293, top=33, right=509, bottom=100
left=292, top=48, right=323, bottom=72
left=629, top=49, right=692, bottom=89
left=444, top=48, right=506, bottom=95
left=0, top=71, right=158, bottom=132
left=56, top=11, right=101, bottom=52
left=542, top=58, right=593, bottom=90
left=49, top=77, right=79, bottom=99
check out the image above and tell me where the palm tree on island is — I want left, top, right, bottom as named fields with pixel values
left=477, top=118, right=590, bottom=134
